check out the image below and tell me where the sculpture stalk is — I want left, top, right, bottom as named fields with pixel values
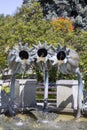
left=9, top=74, right=16, bottom=116
left=76, top=69, right=83, bottom=118
left=43, top=66, right=49, bottom=109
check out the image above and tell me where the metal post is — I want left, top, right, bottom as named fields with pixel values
left=9, top=74, right=16, bottom=116
left=76, top=69, right=83, bottom=118
left=43, top=66, right=49, bottom=109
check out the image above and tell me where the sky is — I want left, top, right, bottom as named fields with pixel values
left=0, top=0, right=23, bottom=15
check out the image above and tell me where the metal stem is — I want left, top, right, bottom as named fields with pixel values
left=43, top=66, right=49, bottom=109
left=9, top=74, right=16, bottom=116
left=76, top=69, right=83, bottom=118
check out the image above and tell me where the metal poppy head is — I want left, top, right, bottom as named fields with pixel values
left=50, top=45, right=70, bottom=65
left=50, top=44, right=80, bottom=74
left=31, top=41, right=52, bottom=63
left=8, top=42, right=32, bottom=74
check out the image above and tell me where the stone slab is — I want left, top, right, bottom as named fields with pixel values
left=56, top=80, right=79, bottom=111
left=16, top=79, right=37, bottom=108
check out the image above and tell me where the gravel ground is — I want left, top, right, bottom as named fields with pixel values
left=0, top=111, right=87, bottom=130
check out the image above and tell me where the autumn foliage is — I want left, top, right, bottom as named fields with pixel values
left=51, top=17, right=74, bottom=33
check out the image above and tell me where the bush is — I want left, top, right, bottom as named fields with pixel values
left=51, top=17, right=74, bottom=33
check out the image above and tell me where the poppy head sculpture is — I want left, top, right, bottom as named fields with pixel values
left=31, top=41, right=53, bottom=63
left=8, top=42, right=33, bottom=74
left=50, top=45, right=79, bottom=74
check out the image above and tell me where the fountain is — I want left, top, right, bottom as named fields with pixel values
left=7, top=42, right=34, bottom=115
left=0, top=41, right=84, bottom=118
left=50, top=45, right=84, bottom=118
left=31, top=41, right=53, bottom=109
